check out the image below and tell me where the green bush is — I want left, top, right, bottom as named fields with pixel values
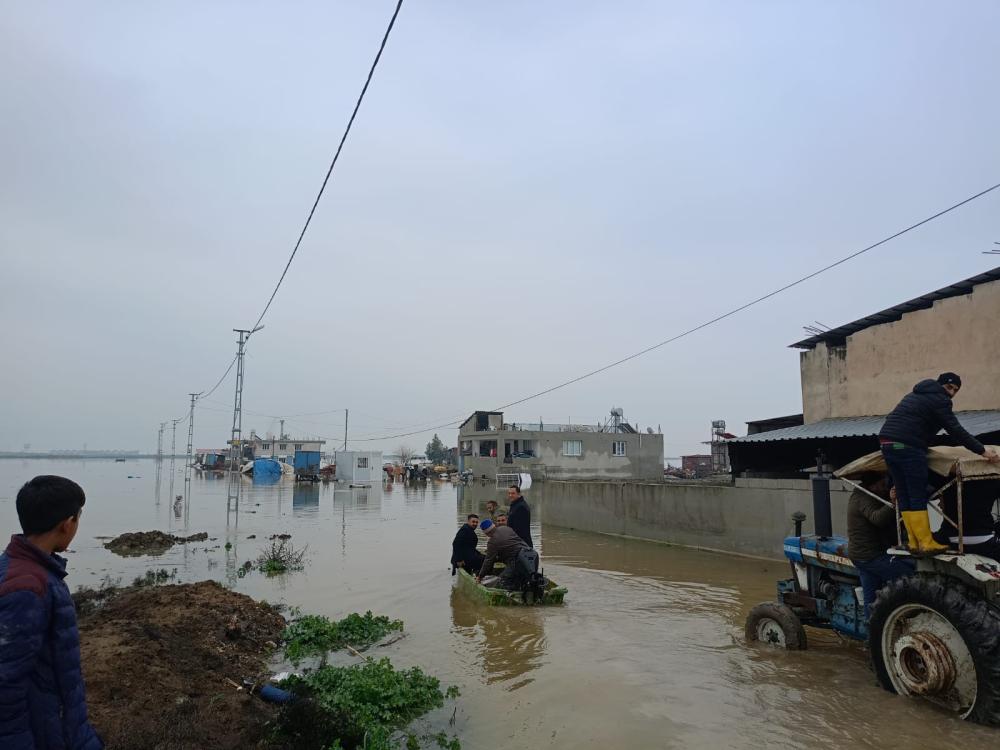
left=278, top=658, right=454, bottom=749
left=283, top=611, right=403, bottom=665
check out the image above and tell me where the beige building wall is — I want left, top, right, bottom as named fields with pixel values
left=801, top=279, right=1000, bottom=423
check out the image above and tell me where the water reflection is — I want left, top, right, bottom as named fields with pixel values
left=449, top=588, right=547, bottom=690
left=292, top=484, right=320, bottom=518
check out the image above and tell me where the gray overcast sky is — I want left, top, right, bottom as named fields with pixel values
left=2, top=1, right=999, bottom=457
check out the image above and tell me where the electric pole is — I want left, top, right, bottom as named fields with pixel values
left=169, top=417, right=181, bottom=500
left=227, top=325, right=263, bottom=513
left=183, top=393, right=200, bottom=515
left=280, top=418, right=285, bottom=440
left=343, top=408, right=348, bottom=450
left=155, top=421, right=166, bottom=504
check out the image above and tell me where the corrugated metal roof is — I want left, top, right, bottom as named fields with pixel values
left=791, top=267, right=1000, bottom=350
left=729, top=410, right=1000, bottom=444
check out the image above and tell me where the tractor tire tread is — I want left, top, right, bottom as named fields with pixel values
left=745, top=602, right=807, bottom=650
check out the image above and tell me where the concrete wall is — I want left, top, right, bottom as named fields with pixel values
left=543, top=477, right=850, bottom=559
left=800, top=279, right=1000, bottom=422
left=459, top=430, right=664, bottom=481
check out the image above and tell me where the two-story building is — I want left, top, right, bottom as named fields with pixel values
left=458, top=409, right=664, bottom=481
left=729, top=267, right=1000, bottom=476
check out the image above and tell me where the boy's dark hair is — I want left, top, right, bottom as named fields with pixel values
left=16, top=475, right=86, bottom=535
left=510, top=484, right=520, bottom=492
left=467, top=513, right=479, bottom=520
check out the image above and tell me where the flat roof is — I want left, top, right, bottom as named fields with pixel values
left=730, top=410, right=1000, bottom=443
left=791, top=266, right=1000, bottom=350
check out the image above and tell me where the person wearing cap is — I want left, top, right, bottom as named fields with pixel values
left=476, top=518, right=538, bottom=590
left=879, top=372, right=1000, bottom=554
left=451, top=514, right=485, bottom=575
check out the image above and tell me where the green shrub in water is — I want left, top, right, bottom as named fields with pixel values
left=283, top=611, right=403, bottom=665
left=278, top=658, right=457, bottom=749
left=131, top=568, right=177, bottom=588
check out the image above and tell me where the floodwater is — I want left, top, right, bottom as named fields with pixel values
left=1, top=459, right=996, bottom=749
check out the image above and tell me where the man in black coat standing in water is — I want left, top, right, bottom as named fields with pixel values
left=506, top=485, right=533, bottom=548
left=879, top=372, right=999, bottom=554
left=451, top=514, right=485, bottom=574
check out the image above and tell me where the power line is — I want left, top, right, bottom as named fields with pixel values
left=249, top=0, right=404, bottom=333
left=350, top=181, right=1000, bottom=443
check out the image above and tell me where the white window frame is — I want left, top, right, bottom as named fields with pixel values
left=358, top=457, right=369, bottom=469
left=295, top=443, right=303, bottom=450
left=279, top=443, right=287, bottom=450
left=263, top=443, right=270, bottom=450
left=562, top=440, right=583, bottom=457
left=612, top=441, right=627, bottom=457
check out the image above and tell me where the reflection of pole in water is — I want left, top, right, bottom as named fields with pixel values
left=342, top=497, right=346, bottom=558
left=168, top=418, right=180, bottom=501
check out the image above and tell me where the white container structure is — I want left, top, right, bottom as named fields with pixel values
left=334, top=451, right=383, bottom=485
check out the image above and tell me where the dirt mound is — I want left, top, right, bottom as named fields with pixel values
left=104, top=530, right=209, bottom=556
left=79, top=580, right=287, bottom=750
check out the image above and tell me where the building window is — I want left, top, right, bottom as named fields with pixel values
left=295, top=443, right=302, bottom=450
left=358, top=457, right=369, bottom=469
left=612, top=441, right=626, bottom=457
left=263, top=443, right=270, bottom=450
left=562, top=440, right=583, bottom=457
left=279, top=443, right=287, bottom=450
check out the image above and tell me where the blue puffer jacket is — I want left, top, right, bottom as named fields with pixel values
left=0, top=535, right=103, bottom=750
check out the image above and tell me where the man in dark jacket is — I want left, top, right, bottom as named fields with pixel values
left=451, top=514, right=484, bottom=575
left=476, top=520, right=540, bottom=591
left=0, top=476, right=103, bottom=750
left=879, top=373, right=999, bottom=553
left=506, top=485, right=533, bottom=548
left=847, top=472, right=914, bottom=618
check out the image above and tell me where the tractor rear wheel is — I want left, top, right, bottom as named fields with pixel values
left=745, top=602, right=807, bottom=650
left=869, top=575, right=1000, bottom=724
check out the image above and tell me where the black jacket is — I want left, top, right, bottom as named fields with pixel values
left=846, top=490, right=898, bottom=563
left=451, top=524, right=480, bottom=566
left=507, top=497, right=533, bottom=548
left=879, top=379, right=985, bottom=454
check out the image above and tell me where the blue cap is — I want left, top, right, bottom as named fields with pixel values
left=479, top=519, right=493, bottom=532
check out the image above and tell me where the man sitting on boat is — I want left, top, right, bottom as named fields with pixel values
left=476, top=519, right=540, bottom=591
left=451, top=514, right=485, bottom=575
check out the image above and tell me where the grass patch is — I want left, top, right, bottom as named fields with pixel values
left=277, top=658, right=458, bottom=749
left=283, top=611, right=403, bottom=665
left=131, top=568, right=178, bottom=587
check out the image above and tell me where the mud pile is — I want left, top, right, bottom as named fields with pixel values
left=78, top=580, right=287, bottom=749
left=103, top=530, right=209, bottom=556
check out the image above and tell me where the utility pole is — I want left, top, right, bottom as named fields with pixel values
left=155, top=421, right=166, bottom=504
left=279, top=418, right=285, bottom=440
left=343, top=409, right=348, bottom=450
left=169, top=418, right=181, bottom=500
left=183, top=393, right=200, bottom=517
left=227, top=325, right=263, bottom=514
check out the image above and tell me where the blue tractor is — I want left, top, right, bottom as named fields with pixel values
left=746, top=450, right=1000, bottom=725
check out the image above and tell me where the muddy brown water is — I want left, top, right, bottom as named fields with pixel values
left=1, top=459, right=996, bottom=748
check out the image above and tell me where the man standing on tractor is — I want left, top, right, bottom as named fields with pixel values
left=879, top=372, right=1000, bottom=554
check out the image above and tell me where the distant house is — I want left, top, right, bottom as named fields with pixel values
left=729, top=267, right=1000, bottom=476
left=334, top=451, right=383, bottom=484
left=250, top=436, right=325, bottom=464
left=458, top=408, right=664, bottom=482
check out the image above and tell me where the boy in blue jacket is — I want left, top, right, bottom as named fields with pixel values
left=0, top=475, right=103, bottom=749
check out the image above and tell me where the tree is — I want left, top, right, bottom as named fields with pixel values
left=425, top=434, right=451, bottom=465
left=396, top=445, right=415, bottom=465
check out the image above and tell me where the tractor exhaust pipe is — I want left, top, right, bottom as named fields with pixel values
left=812, top=452, right=833, bottom=538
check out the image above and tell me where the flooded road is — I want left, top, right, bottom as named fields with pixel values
left=1, top=459, right=996, bottom=749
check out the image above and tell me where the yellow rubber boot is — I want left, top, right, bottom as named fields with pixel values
left=902, top=510, right=949, bottom=554
left=898, top=513, right=914, bottom=550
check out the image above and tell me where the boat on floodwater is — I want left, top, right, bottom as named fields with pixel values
left=455, top=567, right=566, bottom=606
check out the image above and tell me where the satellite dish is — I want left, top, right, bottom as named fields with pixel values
left=646, top=427, right=654, bottom=434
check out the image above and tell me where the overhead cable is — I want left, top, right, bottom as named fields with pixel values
left=249, top=0, right=404, bottom=333
left=351, top=181, right=1000, bottom=443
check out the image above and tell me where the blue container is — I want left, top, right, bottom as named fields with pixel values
left=294, top=450, right=321, bottom=474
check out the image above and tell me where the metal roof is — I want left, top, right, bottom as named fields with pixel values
left=791, top=267, right=1000, bottom=350
left=729, top=410, right=1000, bottom=444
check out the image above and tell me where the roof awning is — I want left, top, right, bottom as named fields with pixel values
left=728, top=410, right=1000, bottom=444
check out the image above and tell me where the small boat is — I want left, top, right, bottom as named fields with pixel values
left=115, top=457, right=126, bottom=463
left=455, top=567, right=566, bottom=606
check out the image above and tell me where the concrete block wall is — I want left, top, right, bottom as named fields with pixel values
left=543, top=478, right=851, bottom=560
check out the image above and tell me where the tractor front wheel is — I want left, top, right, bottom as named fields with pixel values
left=745, top=602, right=807, bottom=650
left=869, top=575, right=1000, bottom=724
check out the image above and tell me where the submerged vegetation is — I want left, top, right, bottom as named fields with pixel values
left=256, top=538, right=307, bottom=575
left=132, top=567, right=178, bottom=587
left=277, top=658, right=458, bottom=750
left=283, top=611, right=404, bottom=665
